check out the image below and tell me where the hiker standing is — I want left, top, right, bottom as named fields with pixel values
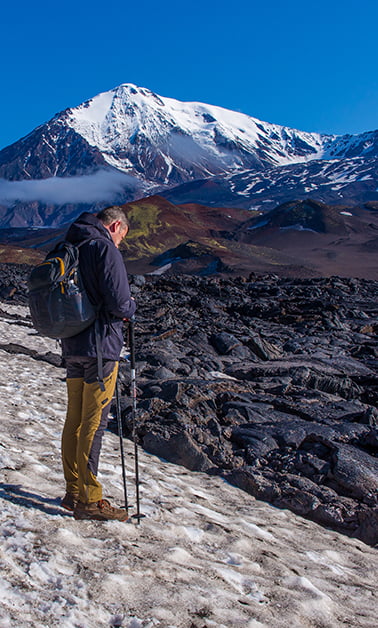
left=60, top=206, right=136, bottom=521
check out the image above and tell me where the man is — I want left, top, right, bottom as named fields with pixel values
left=60, top=206, right=136, bottom=521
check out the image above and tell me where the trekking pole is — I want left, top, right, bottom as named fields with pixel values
left=129, top=315, right=144, bottom=523
left=115, top=377, right=128, bottom=514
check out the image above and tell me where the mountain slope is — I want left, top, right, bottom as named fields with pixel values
left=231, top=199, right=378, bottom=278
left=118, top=195, right=251, bottom=265
left=115, top=196, right=378, bottom=279
left=163, top=155, right=378, bottom=210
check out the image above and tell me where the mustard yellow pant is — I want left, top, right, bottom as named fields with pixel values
left=61, top=359, right=118, bottom=504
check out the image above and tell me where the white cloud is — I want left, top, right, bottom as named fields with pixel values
left=0, top=170, right=142, bottom=206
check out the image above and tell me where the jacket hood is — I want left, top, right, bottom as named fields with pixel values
left=65, top=212, right=113, bottom=245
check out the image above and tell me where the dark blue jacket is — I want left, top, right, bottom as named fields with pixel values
left=61, top=212, right=136, bottom=360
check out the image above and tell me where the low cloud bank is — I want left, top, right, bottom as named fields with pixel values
left=0, top=170, right=143, bottom=206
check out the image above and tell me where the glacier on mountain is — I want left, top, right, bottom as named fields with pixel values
left=66, top=83, right=329, bottom=178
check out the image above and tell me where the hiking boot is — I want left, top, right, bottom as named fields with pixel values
left=61, top=492, right=79, bottom=511
left=73, top=499, right=128, bottom=521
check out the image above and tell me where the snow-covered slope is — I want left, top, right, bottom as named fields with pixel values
left=0, top=303, right=377, bottom=627
left=164, top=155, right=378, bottom=210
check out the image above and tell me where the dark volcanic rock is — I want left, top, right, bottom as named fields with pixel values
left=328, top=444, right=378, bottom=502
left=143, top=431, right=212, bottom=472
left=211, top=332, right=240, bottom=355
left=0, top=342, right=62, bottom=367
left=0, top=264, right=30, bottom=304
left=120, top=273, right=378, bottom=546
left=2, top=264, right=378, bottom=546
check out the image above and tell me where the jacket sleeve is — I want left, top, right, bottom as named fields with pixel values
left=95, top=241, right=136, bottom=320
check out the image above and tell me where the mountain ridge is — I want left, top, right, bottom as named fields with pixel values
left=3, top=84, right=377, bottom=184
left=0, top=83, right=377, bottom=228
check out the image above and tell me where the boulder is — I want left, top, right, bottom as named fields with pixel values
left=143, top=431, right=212, bottom=472
left=328, top=444, right=378, bottom=503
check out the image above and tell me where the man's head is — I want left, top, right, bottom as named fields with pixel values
left=97, top=206, right=130, bottom=248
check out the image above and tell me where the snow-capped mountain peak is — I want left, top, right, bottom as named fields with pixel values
left=0, top=83, right=377, bottom=227
left=65, top=83, right=330, bottom=181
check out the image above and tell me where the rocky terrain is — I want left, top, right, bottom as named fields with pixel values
left=1, top=264, right=377, bottom=546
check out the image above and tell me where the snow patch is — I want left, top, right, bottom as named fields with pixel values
left=280, top=224, right=317, bottom=233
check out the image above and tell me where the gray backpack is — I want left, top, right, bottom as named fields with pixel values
left=28, top=240, right=96, bottom=339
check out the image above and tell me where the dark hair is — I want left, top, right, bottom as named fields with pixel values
left=97, top=206, right=130, bottom=229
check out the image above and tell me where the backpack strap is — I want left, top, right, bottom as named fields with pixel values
left=77, top=238, right=105, bottom=392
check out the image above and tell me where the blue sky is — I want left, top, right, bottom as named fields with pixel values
left=1, top=0, right=377, bottom=150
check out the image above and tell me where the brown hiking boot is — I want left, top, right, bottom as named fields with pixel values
left=73, top=499, right=128, bottom=521
left=61, top=492, right=79, bottom=511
